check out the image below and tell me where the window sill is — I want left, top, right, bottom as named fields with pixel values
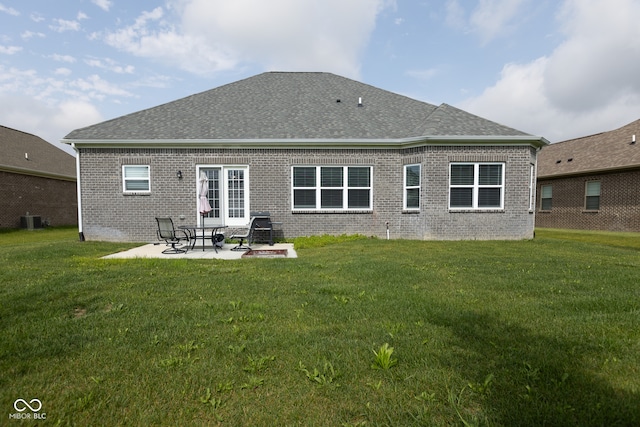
left=582, top=210, right=600, bottom=213
left=402, top=210, right=420, bottom=214
left=123, top=192, right=151, bottom=196
left=538, top=210, right=552, bottom=213
left=292, top=209, right=372, bottom=214
left=449, top=209, right=505, bottom=213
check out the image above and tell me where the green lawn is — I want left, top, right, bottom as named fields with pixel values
left=1, top=227, right=639, bottom=426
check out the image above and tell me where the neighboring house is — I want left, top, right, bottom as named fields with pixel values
left=0, top=125, right=77, bottom=229
left=63, top=72, right=548, bottom=242
left=536, top=119, right=640, bottom=232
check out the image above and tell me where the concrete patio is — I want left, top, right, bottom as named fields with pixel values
left=102, top=242, right=296, bottom=259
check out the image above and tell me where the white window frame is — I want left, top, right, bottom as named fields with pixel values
left=529, top=164, right=535, bottom=211
left=585, top=180, right=601, bottom=211
left=449, top=162, right=504, bottom=210
left=197, top=165, right=249, bottom=226
left=540, top=184, right=552, bottom=211
left=404, top=164, right=421, bottom=210
left=291, top=165, right=372, bottom=211
left=122, top=165, right=150, bottom=193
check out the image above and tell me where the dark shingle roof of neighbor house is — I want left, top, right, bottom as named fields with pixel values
left=538, top=118, right=640, bottom=178
left=0, top=125, right=75, bottom=180
left=64, top=72, right=545, bottom=146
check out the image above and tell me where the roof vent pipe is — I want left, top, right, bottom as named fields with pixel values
left=358, top=97, right=363, bottom=107
left=632, top=134, right=636, bottom=144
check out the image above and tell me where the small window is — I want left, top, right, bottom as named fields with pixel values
left=404, top=164, right=420, bottom=210
left=540, top=185, right=552, bottom=210
left=529, top=165, right=535, bottom=211
left=123, top=165, right=150, bottom=192
left=585, top=181, right=601, bottom=211
left=449, top=163, right=504, bottom=210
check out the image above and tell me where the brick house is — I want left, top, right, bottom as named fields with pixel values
left=535, top=119, right=640, bottom=232
left=0, top=125, right=77, bottom=229
left=63, top=72, right=547, bottom=242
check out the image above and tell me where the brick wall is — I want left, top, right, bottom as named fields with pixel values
left=536, top=169, right=640, bottom=232
left=0, top=171, right=77, bottom=228
left=78, top=145, right=537, bottom=242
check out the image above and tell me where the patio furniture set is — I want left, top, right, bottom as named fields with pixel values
left=155, top=212, right=279, bottom=255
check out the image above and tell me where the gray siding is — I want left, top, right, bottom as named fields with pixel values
left=78, top=145, right=536, bottom=242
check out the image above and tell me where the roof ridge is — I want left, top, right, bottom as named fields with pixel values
left=412, top=103, right=445, bottom=134
left=552, top=118, right=640, bottom=145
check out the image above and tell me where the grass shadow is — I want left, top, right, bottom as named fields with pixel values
left=428, top=309, right=639, bottom=425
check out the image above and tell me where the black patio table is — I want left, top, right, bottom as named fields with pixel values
left=178, top=225, right=227, bottom=253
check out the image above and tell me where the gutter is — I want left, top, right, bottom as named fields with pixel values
left=62, top=135, right=550, bottom=150
left=538, top=164, right=640, bottom=180
left=0, top=165, right=76, bottom=182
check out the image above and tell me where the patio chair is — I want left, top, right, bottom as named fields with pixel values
left=229, top=217, right=256, bottom=251
left=155, top=217, right=190, bottom=254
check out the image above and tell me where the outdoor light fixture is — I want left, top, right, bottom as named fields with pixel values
left=176, top=170, right=183, bottom=179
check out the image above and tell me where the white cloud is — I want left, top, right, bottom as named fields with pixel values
left=543, top=0, right=640, bottom=112
left=444, top=0, right=466, bottom=30
left=0, top=45, right=22, bottom=55
left=444, top=0, right=528, bottom=44
left=406, top=68, right=439, bottom=81
left=55, top=68, right=72, bottom=76
left=50, top=18, right=82, bottom=33
left=0, top=66, right=114, bottom=152
left=92, top=0, right=113, bottom=12
left=0, top=94, right=102, bottom=153
left=104, top=7, right=239, bottom=76
left=30, top=13, right=45, bottom=23
left=103, top=0, right=391, bottom=78
left=470, top=0, right=527, bottom=44
left=458, top=0, right=640, bottom=142
left=85, top=57, right=135, bottom=74
left=49, top=54, right=76, bottom=63
left=70, top=74, right=133, bottom=100
left=0, top=3, right=19, bottom=16
left=21, top=31, right=46, bottom=40
left=0, top=64, right=132, bottom=109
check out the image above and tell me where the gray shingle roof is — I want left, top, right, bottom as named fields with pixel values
left=1, top=125, right=75, bottom=179
left=64, top=72, right=535, bottom=143
left=538, top=119, right=640, bottom=178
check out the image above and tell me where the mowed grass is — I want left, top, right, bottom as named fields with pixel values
left=1, top=227, right=639, bottom=426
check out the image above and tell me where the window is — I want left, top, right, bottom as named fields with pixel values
left=540, top=185, right=552, bottom=210
left=199, top=166, right=249, bottom=226
left=585, top=181, right=601, bottom=211
left=404, top=164, right=420, bottom=210
left=292, top=166, right=372, bottom=210
left=123, top=165, right=150, bottom=192
left=529, top=165, right=535, bottom=211
left=227, top=169, right=246, bottom=218
left=449, top=163, right=504, bottom=209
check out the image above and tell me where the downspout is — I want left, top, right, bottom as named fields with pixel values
left=72, top=143, right=85, bottom=241
left=533, top=146, right=542, bottom=239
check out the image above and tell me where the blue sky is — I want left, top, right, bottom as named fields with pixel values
left=2, top=0, right=640, bottom=155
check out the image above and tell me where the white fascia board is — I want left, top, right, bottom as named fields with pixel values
left=0, top=164, right=76, bottom=181
left=62, top=135, right=549, bottom=150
